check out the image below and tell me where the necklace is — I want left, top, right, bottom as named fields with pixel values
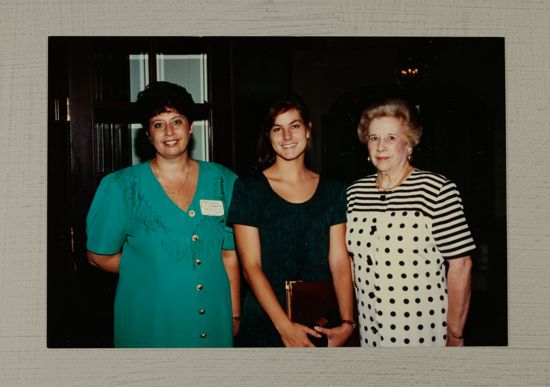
left=376, top=165, right=413, bottom=192
left=151, top=159, right=192, bottom=195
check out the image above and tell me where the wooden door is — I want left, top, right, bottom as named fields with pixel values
left=48, top=38, right=131, bottom=347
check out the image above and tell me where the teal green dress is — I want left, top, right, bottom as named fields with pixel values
left=86, top=160, right=237, bottom=348
left=227, top=173, right=347, bottom=347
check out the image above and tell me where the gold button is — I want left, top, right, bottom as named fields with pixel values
left=200, top=333, right=207, bottom=339
left=196, top=284, right=203, bottom=291
left=189, top=210, right=196, bottom=217
left=192, top=234, right=199, bottom=241
left=195, top=258, right=201, bottom=265
left=199, top=309, right=206, bottom=315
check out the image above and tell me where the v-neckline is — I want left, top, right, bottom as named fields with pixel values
left=148, top=160, right=201, bottom=214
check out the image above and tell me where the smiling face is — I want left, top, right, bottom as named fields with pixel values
left=268, top=108, right=311, bottom=162
left=148, top=107, right=193, bottom=159
left=367, top=116, right=412, bottom=175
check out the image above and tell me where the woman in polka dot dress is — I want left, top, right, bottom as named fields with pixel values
left=346, top=98, right=475, bottom=347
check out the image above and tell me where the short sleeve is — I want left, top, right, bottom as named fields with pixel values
left=227, top=177, right=259, bottom=228
left=432, top=180, right=476, bottom=259
left=220, top=167, right=238, bottom=251
left=86, top=174, right=128, bottom=254
left=329, top=180, right=347, bottom=225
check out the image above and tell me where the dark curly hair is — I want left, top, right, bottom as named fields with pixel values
left=135, top=81, right=209, bottom=132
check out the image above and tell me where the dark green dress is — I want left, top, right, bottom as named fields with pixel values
left=86, top=160, right=237, bottom=348
left=227, top=173, right=347, bottom=347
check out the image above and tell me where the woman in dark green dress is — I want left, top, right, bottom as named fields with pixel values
left=86, top=82, right=240, bottom=347
left=227, top=95, right=355, bottom=347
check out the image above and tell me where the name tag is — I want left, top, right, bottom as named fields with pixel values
left=200, top=200, right=225, bottom=216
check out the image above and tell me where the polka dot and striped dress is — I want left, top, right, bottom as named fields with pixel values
left=346, top=169, right=475, bottom=347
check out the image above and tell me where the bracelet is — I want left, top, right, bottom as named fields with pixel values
left=341, top=320, right=356, bottom=329
left=232, top=315, right=241, bottom=321
left=449, top=332, right=464, bottom=339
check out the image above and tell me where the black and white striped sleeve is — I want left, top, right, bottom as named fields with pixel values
left=432, top=180, right=476, bottom=259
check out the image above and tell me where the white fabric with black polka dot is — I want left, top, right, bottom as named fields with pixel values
left=346, top=169, right=475, bottom=347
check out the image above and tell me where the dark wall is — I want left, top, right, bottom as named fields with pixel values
left=227, top=38, right=295, bottom=174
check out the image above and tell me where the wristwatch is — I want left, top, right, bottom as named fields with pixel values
left=341, top=319, right=357, bottom=329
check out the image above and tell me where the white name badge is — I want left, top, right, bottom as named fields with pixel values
left=199, top=200, right=225, bottom=216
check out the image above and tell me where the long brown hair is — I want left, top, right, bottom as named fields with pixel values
left=255, top=94, right=312, bottom=171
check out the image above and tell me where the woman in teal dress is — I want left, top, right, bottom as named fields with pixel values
left=86, top=81, right=240, bottom=348
left=227, top=95, right=355, bottom=347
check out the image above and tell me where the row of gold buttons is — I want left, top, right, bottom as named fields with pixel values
left=191, top=227, right=206, bottom=339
